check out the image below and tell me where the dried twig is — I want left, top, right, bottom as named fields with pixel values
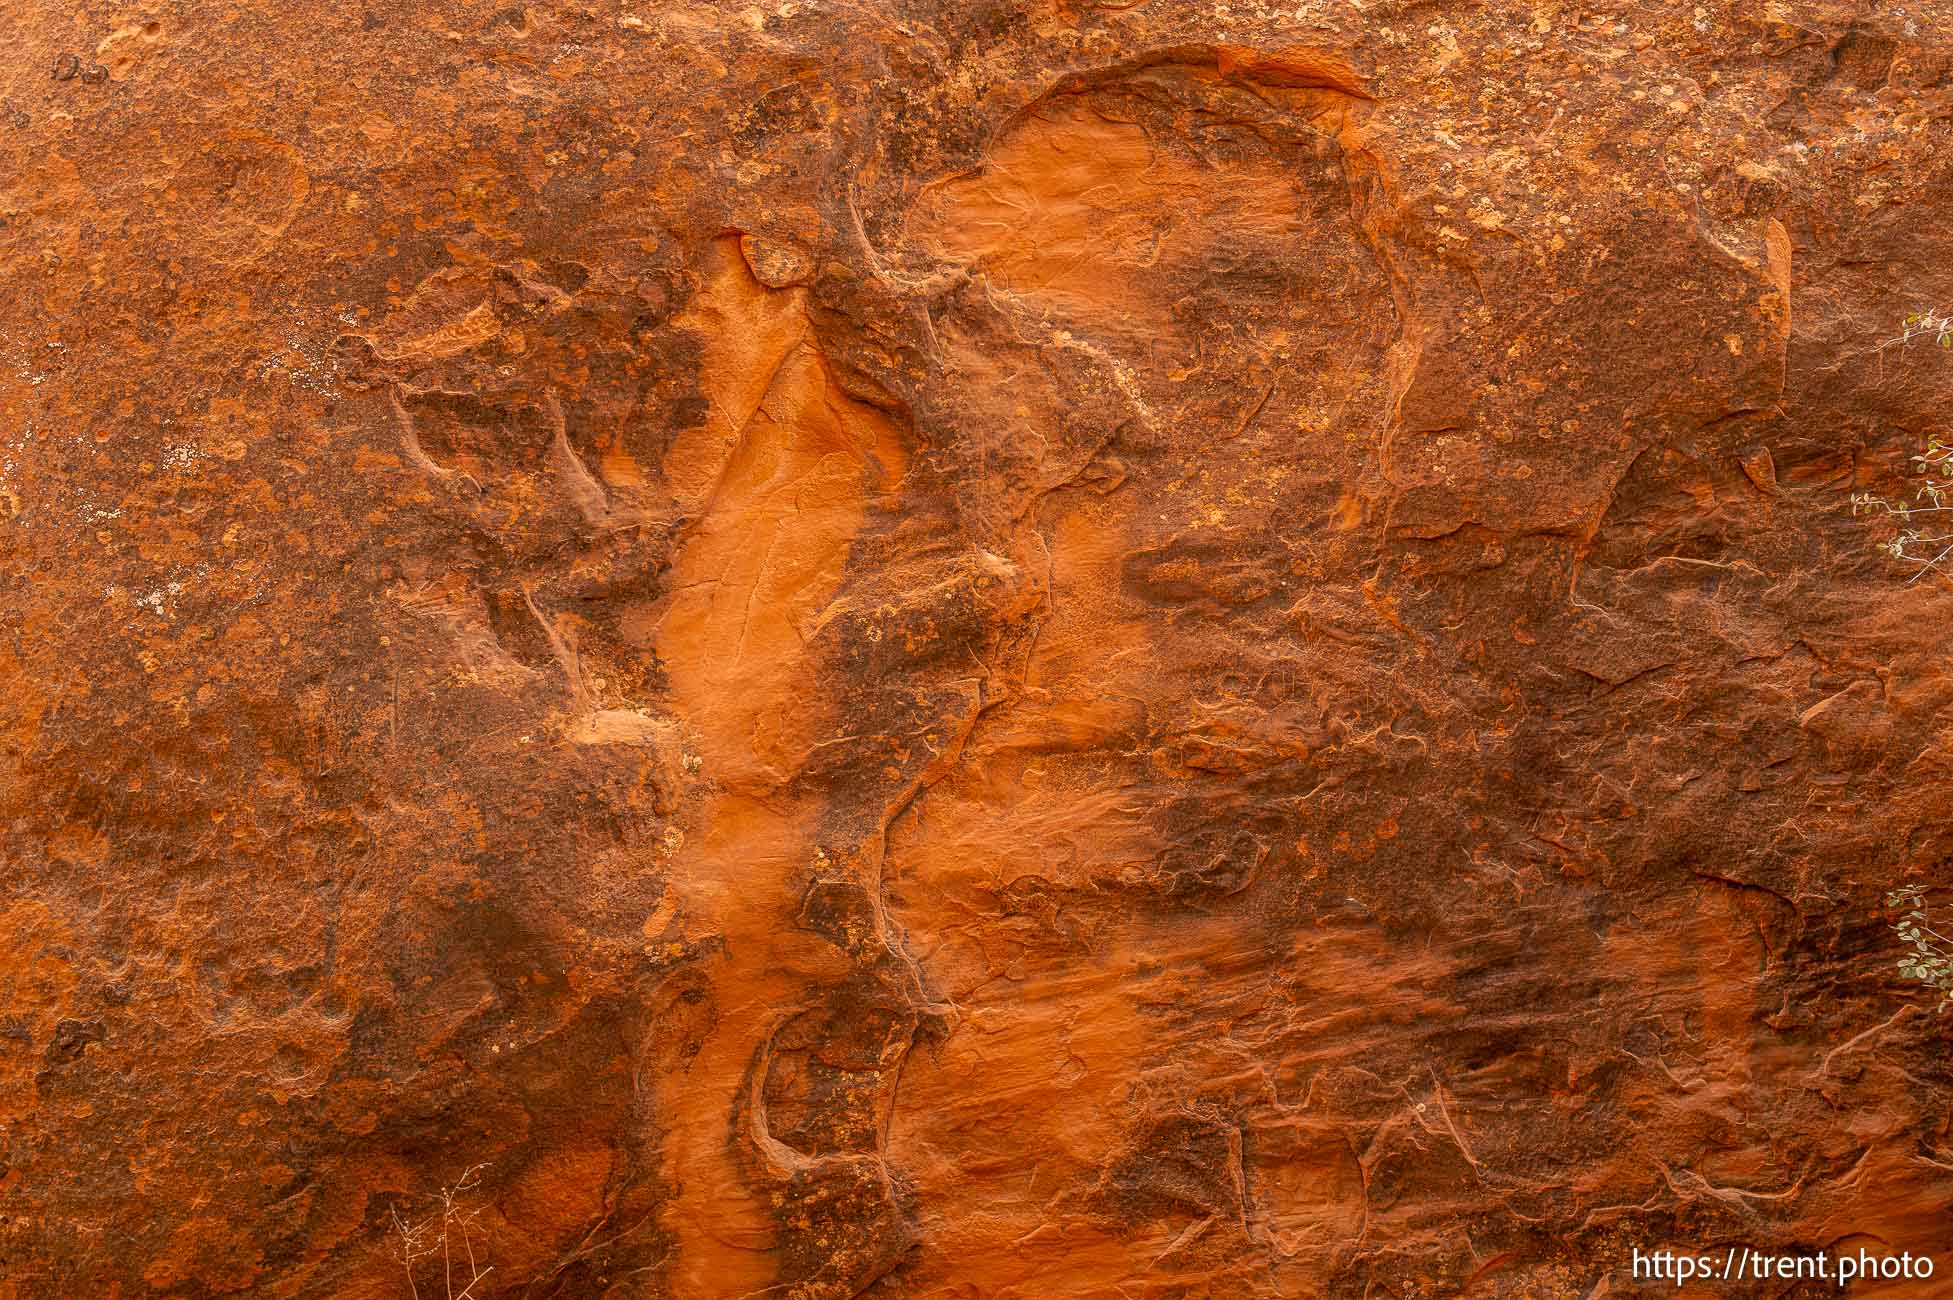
left=389, top=1164, right=495, bottom=1299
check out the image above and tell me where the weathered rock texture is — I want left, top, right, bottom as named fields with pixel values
left=6, top=0, right=1953, bottom=1295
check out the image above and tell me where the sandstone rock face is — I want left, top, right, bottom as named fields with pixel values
left=6, top=1, right=1953, bottom=1296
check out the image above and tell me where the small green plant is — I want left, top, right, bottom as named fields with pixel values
left=1887, top=886, right=1953, bottom=1009
left=1896, top=308, right=1953, bottom=349
left=1855, top=311, right=1953, bottom=580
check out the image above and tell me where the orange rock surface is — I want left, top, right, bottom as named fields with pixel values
left=5, top=1, right=1953, bottom=1295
